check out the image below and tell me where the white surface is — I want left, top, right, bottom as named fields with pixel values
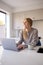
left=1, top=0, right=43, bottom=12
left=0, top=46, right=3, bottom=65
left=0, top=46, right=43, bottom=65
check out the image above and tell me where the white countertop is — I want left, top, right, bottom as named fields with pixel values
left=0, top=46, right=43, bottom=65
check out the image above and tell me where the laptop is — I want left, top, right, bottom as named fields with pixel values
left=2, top=38, right=28, bottom=51
left=2, top=38, right=19, bottom=51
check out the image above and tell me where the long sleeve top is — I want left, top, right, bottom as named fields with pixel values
left=18, top=28, right=39, bottom=47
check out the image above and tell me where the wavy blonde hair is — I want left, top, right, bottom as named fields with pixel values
left=23, top=18, right=33, bottom=40
left=23, top=29, right=28, bottom=40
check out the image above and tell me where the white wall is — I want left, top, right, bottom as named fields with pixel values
left=0, top=0, right=13, bottom=13
left=13, top=9, right=43, bottom=38
left=13, top=9, right=43, bottom=29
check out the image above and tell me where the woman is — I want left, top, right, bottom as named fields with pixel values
left=17, top=18, right=39, bottom=49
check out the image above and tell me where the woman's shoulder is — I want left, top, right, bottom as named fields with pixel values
left=32, top=27, right=38, bottom=33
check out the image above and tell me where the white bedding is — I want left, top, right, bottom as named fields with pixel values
left=0, top=46, right=43, bottom=65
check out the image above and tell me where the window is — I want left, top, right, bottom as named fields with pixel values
left=0, top=11, right=6, bottom=25
left=0, top=11, right=6, bottom=45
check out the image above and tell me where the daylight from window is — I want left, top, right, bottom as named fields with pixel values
left=0, top=12, right=5, bottom=25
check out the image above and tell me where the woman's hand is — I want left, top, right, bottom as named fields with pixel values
left=17, top=44, right=25, bottom=49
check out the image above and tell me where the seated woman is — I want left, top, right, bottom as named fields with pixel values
left=17, top=18, right=41, bottom=49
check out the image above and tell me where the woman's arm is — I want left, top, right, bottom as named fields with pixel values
left=17, top=30, right=27, bottom=49
left=17, top=30, right=23, bottom=46
left=30, top=29, right=39, bottom=47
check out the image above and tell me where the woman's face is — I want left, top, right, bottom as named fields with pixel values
left=23, top=19, right=31, bottom=29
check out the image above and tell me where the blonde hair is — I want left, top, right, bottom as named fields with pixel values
left=23, top=29, right=28, bottom=40
left=25, top=18, right=33, bottom=26
left=23, top=18, right=33, bottom=40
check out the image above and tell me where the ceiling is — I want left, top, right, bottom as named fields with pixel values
left=1, top=0, right=43, bottom=12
